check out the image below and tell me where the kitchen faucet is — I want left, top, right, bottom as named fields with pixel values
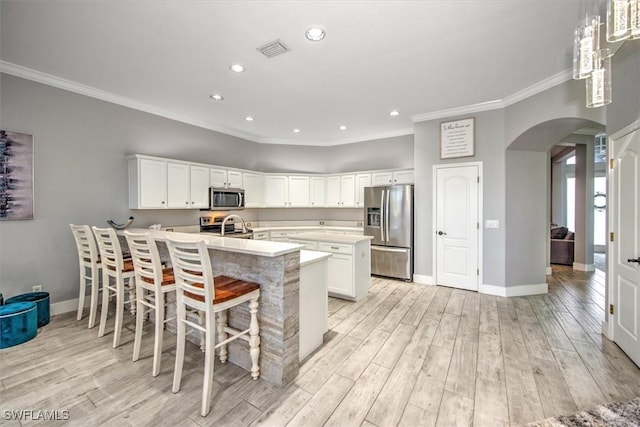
left=220, top=214, right=248, bottom=236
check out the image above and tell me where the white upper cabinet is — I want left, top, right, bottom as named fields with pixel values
left=210, top=167, right=243, bottom=189
left=167, top=162, right=190, bottom=208
left=371, top=169, right=414, bottom=186
left=243, top=172, right=263, bottom=208
left=189, top=165, right=210, bottom=208
left=132, top=157, right=167, bottom=209
left=310, top=176, right=326, bottom=207
left=264, top=175, right=310, bottom=207
left=327, top=174, right=356, bottom=207
left=355, top=173, right=371, bottom=207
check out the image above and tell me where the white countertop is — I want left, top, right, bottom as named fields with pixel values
left=122, top=228, right=302, bottom=257
left=294, top=232, right=373, bottom=244
left=300, top=250, right=332, bottom=267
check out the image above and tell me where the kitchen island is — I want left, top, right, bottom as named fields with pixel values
left=122, top=228, right=303, bottom=386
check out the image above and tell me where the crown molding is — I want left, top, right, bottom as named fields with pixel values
left=411, top=68, right=573, bottom=123
left=0, top=60, right=265, bottom=143
left=259, top=127, right=415, bottom=146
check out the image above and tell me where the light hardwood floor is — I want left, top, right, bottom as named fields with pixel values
left=2, top=266, right=640, bottom=426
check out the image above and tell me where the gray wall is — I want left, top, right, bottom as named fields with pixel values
left=608, top=41, right=640, bottom=135
left=0, top=74, right=412, bottom=304
left=505, top=150, right=548, bottom=286
left=414, top=109, right=506, bottom=286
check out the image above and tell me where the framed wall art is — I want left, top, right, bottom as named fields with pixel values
left=440, top=117, right=475, bottom=159
left=0, top=130, right=34, bottom=220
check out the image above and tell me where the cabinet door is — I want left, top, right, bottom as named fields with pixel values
left=288, top=176, right=310, bottom=207
left=243, top=172, right=263, bottom=207
left=327, top=254, right=354, bottom=296
left=355, top=173, right=371, bottom=207
left=167, top=162, right=190, bottom=208
left=393, top=170, right=414, bottom=184
left=190, top=165, right=210, bottom=208
left=139, top=158, right=167, bottom=208
left=372, top=172, right=393, bottom=186
left=310, top=176, right=326, bottom=207
left=227, top=170, right=243, bottom=188
left=326, top=176, right=342, bottom=207
left=340, top=174, right=356, bottom=207
left=264, top=175, right=289, bottom=207
left=210, top=168, right=227, bottom=188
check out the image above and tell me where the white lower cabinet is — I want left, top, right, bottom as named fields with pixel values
left=326, top=253, right=354, bottom=297
left=252, top=231, right=269, bottom=240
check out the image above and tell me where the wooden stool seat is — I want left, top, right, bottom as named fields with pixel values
left=184, top=276, right=260, bottom=304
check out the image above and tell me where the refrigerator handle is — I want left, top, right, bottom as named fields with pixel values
left=380, top=189, right=385, bottom=242
left=385, top=188, right=390, bottom=242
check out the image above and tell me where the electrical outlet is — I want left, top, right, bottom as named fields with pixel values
left=357, top=221, right=363, bottom=226
left=319, top=221, right=325, bottom=225
left=32, top=285, right=42, bottom=292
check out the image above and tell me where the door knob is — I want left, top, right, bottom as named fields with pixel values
left=437, top=231, right=446, bottom=235
left=628, top=257, right=640, bottom=263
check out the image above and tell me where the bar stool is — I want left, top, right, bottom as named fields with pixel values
left=165, top=237, right=261, bottom=417
left=92, top=226, right=136, bottom=348
left=124, top=231, right=176, bottom=377
left=70, top=224, right=102, bottom=328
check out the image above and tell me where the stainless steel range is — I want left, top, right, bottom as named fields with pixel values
left=200, top=215, right=253, bottom=239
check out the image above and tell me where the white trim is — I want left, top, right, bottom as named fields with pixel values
left=412, top=69, right=573, bottom=123
left=608, top=119, right=640, bottom=141
left=260, top=128, right=416, bottom=147
left=573, top=262, right=595, bottom=272
left=50, top=298, right=82, bottom=316
left=432, top=161, right=483, bottom=293
left=546, top=266, right=553, bottom=275
left=478, top=282, right=548, bottom=297
left=602, top=319, right=613, bottom=340
left=412, top=274, right=434, bottom=285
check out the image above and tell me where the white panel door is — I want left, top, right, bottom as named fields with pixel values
left=393, top=170, right=414, bottom=184
left=310, top=176, right=326, bottom=207
left=288, top=176, right=310, bottom=207
left=243, top=172, right=263, bottom=207
left=611, top=127, right=640, bottom=367
left=435, top=165, right=479, bottom=291
left=264, top=175, right=288, bottom=207
left=210, top=168, right=227, bottom=188
left=326, top=176, right=342, bottom=207
left=139, top=158, right=167, bottom=208
left=227, top=170, right=243, bottom=188
left=166, top=162, right=190, bottom=208
left=372, top=172, right=393, bottom=186
left=340, top=174, right=356, bottom=207
left=189, top=165, right=210, bottom=208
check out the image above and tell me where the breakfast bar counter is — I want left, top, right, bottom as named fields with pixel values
left=122, top=228, right=304, bottom=386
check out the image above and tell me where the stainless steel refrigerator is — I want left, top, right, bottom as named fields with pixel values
left=364, top=184, right=413, bottom=280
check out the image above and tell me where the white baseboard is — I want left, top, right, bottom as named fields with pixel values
left=602, top=320, right=613, bottom=339
left=573, top=262, right=595, bottom=272
left=51, top=297, right=87, bottom=316
left=479, top=282, right=548, bottom=297
left=546, top=267, right=552, bottom=275
left=413, top=274, right=434, bottom=285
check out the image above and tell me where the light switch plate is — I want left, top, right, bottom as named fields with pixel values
left=485, top=220, right=499, bottom=229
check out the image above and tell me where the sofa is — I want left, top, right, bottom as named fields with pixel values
left=550, top=225, right=575, bottom=265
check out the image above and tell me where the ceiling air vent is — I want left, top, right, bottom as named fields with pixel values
left=257, top=39, right=290, bottom=58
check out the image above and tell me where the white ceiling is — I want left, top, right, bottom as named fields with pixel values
left=0, top=1, right=601, bottom=146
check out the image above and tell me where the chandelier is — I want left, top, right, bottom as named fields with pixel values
left=573, top=0, right=640, bottom=108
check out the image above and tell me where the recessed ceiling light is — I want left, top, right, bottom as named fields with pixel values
left=339, top=125, right=347, bottom=130
left=230, top=64, right=245, bottom=73
left=209, top=94, right=224, bottom=101
left=389, top=110, right=400, bottom=116
left=305, top=27, right=326, bottom=41
left=245, top=116, right=254, bottom=121
left=293, top=129, right=301, bottom=133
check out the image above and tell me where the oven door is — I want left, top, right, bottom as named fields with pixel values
left=209, top=188, right=245, bottom=210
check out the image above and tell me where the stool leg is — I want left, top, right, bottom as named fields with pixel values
left=77, top=263, right=86, bottom=321
left=128, top=277, right=137, bottom=316
left=113, top=277, right=124, bottom=348
left=249, top=297, right=260, bottom=380
left=152, top=291, right=165, bottom=377
left=201, top=309, right=215, bottom=417
left=172, top=297, right=187, bottom=394
left=88, top=265, right=100, bottom=329
left=132, top=287, right=144, bottom=362
left=217, top=310, right=228, bottom=363
left=98, top=273, right=110, bottom=338
left=198, top=311, right=205, bottom=352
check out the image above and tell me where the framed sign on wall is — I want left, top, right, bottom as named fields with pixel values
left=440, top=117, right=475, bottom=159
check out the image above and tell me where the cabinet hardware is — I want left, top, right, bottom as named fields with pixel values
left=331, top=246, right=339, bottom=250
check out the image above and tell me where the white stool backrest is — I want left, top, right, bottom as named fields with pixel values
left=70, top=224, right=99, bottom=264
left=92, top=226, right=125, bottom=275
left=165, top=238, right=214, bottom=312
left=124, top=231, right=163, bottom=291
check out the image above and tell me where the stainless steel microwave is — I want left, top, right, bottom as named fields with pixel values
left=209, top=187, right=245, bottom=210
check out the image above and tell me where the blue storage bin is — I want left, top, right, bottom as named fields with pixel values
left=6, top=292, right=50, bottom=327
left=0, top=302, right=38, bottom=349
